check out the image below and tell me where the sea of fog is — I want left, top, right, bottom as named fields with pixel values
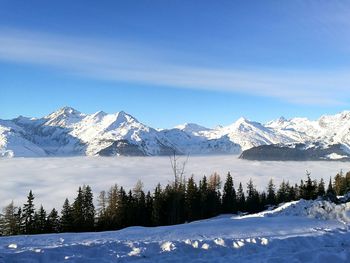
left=1, top=156, right=350, bottom=210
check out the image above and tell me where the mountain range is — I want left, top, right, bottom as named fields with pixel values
left=1, top=107, right=350, bottom=160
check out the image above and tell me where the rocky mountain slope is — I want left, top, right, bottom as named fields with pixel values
left=1, top=107, right=350, bottom=159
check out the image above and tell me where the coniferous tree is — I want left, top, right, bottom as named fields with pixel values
left=237, top=182, right=245, bottom=212
left=304, top=173, right=317, bottom=200
left=287, top=183, right=297, bottom=201
left=277, top=180, right=287, bottom=203
left=46, top=208, right=60, bottom=233
left=15, top=208, right=23, bottom=235
left=60, top=198, right=73, bottom=232
left=22, top=190, right=35, bottom=234
left=325, top=177, right=337, bottom=201
left=116, top=187, right=128, bottom=228
left=152, top=184, right=164, bottom=226
left=222, top=172, right=237, bottom=213
left=317, top=178, right=326, bottom=197
left=266, top=179, right=276, bottom=206
left=145, top=191, right=153, bottom=226
left=72, top=187, right=84, bottom=232
left=33, top=205, right=47, bottom=234
left=199, top=176, right=209, bottom=218
left=185, top=176, right=200, bottom=221
left=259, top=191, right=267, bottom=210
left=82, top=185, right=95, bottom=231
left=246, top=179, right=259, bottom=213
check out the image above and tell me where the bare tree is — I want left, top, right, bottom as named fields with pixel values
left=169, top=151, right=189, bottom=188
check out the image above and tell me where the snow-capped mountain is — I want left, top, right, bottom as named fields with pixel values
left=1, top=107, right=350, bottom=159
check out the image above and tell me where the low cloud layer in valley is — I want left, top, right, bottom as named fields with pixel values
left=1, top=156, right=349, bottom=210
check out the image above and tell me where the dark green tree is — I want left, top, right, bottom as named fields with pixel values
left=60, top=198, right=73, bottom=232
left=222, top=172, right=237, bottom=213
left=237, top=182, right=245, bottom=212
left=266, top=179, right=276, bottom=205
left=22, top=190, right=35, bottom=234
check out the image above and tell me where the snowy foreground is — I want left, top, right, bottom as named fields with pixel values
left=1, top=199, right=350, bottom=262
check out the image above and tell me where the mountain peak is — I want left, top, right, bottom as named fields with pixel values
left=46, top=106, right=81, bottom=118
left=44, top=106, right=84, bottom=126
left=175, top=123, right=209, bottom=133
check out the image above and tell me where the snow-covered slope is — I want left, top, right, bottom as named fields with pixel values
left=1, top=107, right=350, bottom=158
left=266, top=111, right=350, bottom=149
left=1, top=199, right=349, bottom=262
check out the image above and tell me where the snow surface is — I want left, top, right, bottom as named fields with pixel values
left=0, top=156, right=349, bottom=210
left=0, top=199, right=349, bottom=262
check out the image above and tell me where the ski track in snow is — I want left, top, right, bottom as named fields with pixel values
left=0, top=200, right=350, bottom=262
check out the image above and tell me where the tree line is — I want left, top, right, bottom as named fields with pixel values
left=1, top=170, right=349, bottom=236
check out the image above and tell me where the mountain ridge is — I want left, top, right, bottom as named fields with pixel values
left=1, top=107, right=350, bottom=159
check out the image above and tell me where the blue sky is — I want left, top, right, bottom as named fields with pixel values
left=1, top=0, right=350, bottom=128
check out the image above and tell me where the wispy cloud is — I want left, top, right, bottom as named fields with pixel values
left=0, top=28, right=350, bottom=105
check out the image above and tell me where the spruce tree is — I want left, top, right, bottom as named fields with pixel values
left=246, top=179, right=259, bottom=213
left=82, top=185, right=95, bottom=231
left=46, top=208, right=60, bottom=233
left=277, top=180, right=287, bottom=203
left=222, top=172, right=237, bottom=213
left=60, top=198, right=73, bottom=232
left=145, top=191, right=153, bottom=226
left=72, top=187, right=84, bottom=232
left=185, top=176, right=200, bottom=221
left=22, top=190, right=35, bottom=234
left=325, top=177, right=337, bottom=202
left=152, top=184, right=163, bottom=226
left=266, top=179, right=276, bottom=206
left=34, top=205, right=47, bottom=234
left=317, top=178, right=326, bottom=197
left=237, top=182, right=245, bottom=212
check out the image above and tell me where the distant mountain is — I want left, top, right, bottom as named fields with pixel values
left=1, top=107, right=350, bottom=160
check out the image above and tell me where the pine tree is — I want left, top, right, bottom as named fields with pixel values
left=237, top=182, right=245, bottom=212
left=185, top=176, right=200, bottom=221
left=222, top=172, right=237, bottom=213
left=266, top=179, right=276, bottom=206
left=22, top=190, right=35, bottom=234
left=116, top=187, right=128, bottom=228
left=317, top=178, right=326, bottom=197
left=325, top=177, right=337, bottom=202
left=82, top=185, right=95, bottom=231
left=46, top=208, right=60, bottom=233
left=199, top=176, right=209, bottom=218
left=72, top=187, right=84, bottom=232
left=246, top=179, right=260, bottom=213
left=304, top=173, right=317, bottom=200
left=152, top=184, right=163, bottom=226
left=277, top=180, right=287, bottom=203
left=145, top=191, right=153, bottom=226
left=60, top=198, right=73, bottom=232
left=33, top=205, right=47, bottom=234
